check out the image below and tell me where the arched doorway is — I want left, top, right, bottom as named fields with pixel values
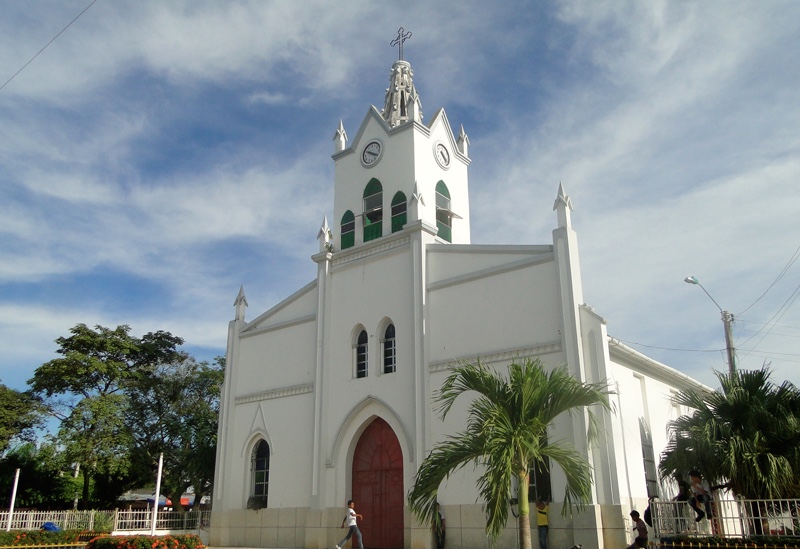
left=352, top=417, right=404, bottom=549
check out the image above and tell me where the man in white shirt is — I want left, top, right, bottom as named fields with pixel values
left=335, top=500, right=364, bottom=549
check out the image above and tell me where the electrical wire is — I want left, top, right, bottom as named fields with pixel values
left=737, top=243, right=800, bottom=316
left=0, top=0, right=98, bottom=92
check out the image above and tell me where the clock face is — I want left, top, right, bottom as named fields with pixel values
left=434, top=142, right=450, bottom=168
left=361, top=140, right=383, bottom=166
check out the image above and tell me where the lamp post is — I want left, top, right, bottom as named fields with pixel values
left=684, top=276, right=736, bottom=375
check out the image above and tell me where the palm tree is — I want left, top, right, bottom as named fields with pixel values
left=659, top=367, right=800, bottom=499
left=407, top=358, right=613, bottom=549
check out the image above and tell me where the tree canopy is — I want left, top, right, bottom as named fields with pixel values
left=27, top=323, right=189, bottom=508
left=0, top=384, right=44, bottom=454
left=659, top=367, right=800, bottom=499
left=125, top=355, right=224, bottom=510
left=407, top=358, right=613, bottom=549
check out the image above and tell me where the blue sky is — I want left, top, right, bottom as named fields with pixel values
left=1, top=1, right=799, bottom=392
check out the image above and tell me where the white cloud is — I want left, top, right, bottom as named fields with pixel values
left=1, top=0, right=799, bottom=394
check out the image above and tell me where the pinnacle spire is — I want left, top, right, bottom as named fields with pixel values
left=234, top=285, right=248, bottom=322
left=553, top=182, right=574, bottom=228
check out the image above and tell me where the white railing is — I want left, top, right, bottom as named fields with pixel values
left=113, top=509, right=210, bottom=533
left=0, top=510, right=114, bottom=532
left=0, top=509, right=210, bottom=534
left=651, top=498, right=800, bottom=539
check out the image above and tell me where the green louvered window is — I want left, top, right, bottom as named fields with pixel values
left=391, top=192, right=407, bottom=233
left=435, top=181, right=452, bottom=243
left=341, top=210, right=355, bottom=250
left=363, top=178, right=383, bottom=242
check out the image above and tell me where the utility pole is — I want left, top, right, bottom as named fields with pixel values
left=684, top=276, right=736, bottom=375
left=721, top=310, right=736, bottom=375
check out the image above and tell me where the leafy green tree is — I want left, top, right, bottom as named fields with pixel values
left=125, top=355, right=224, bottom=510
left=660, top=367, right=800, bottom=499
left=407, top=358, right=613, bottom=549
left=0, top=442, right=80, bottom=509
left=0, top=384, right=44, bottom=454
left=28, top=324, right=183, bottom=508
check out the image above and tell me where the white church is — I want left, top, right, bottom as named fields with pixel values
left=210, top=46, right=707, bottom=549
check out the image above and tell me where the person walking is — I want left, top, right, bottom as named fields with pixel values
left=536, top=499, right=549, bottom=549
left=335, top=500, right=364, bottom=549
left=626, top=510, right=648, bottom=549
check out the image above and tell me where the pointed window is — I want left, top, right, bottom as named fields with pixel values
left=528, top=433, right=551, bottom=502
left=363, top=178, right=383, bottom=242
left=391, top=192, right=407, bottom=233
left=639, top=418, right=660, bottom=498
left=341, top=210, right=355, bottom=250
left=355, top=329, right=368, bottom=378
left=250, top=440, right=270, bottom=507
left=435, top=181, right=453, bottom=243
left=383, top=324, right=396, bottom=374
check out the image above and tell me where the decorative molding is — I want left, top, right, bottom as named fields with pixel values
left=235, top=383, right=314, bottom=405
left=332, top=234, right=411, bottom=267
left=427, top=253, right=554, bottom=292
left=428, top=341, right=562, bottom=372
left=240, top=314, right=316, bottom=339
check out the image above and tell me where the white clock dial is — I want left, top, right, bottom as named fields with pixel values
left=434, top=142, right=450, bottom=168
left=361, top=140, right=383, bottom=166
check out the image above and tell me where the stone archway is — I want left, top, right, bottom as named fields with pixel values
left=352, top=417, right=404, bottom=549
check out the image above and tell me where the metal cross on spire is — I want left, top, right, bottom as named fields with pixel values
left=390, top=27, right=412, bottom=60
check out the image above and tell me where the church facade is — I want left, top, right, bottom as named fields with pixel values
left=210, top=55, right=705, bottom=549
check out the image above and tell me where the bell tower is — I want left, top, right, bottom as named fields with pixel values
left=330, top=29, right=471, bottom=251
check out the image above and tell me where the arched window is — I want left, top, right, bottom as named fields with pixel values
left=391, top=192, right=407, bottom=233
left=355, top=329, right=368, bottom=378
left=341, top=210, right=355, bottom=250
left=250, top=440, right=270, bottom=506
left=435, top=181, right=452, bottom=243
left=382, top=324, right=396, bottom=374
left=363, top=178, right=383, bottom=242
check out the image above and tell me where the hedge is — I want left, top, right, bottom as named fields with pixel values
left=0, top=530, right=102, bottom=546
left=85, top=535, right=204, bottom=549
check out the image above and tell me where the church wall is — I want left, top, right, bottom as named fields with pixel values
left=426, top=253, right=563, bottom=363
left=245, top=282, right=318, bottom=329
left=323, top=244, right=418, bottom=501
left=235, top=319, right=318, bottom=392
left=411, top=118, right=470, bottom=244
left=214, top=390, right=315, bottom=510
left=599, top=352, right=698, bottom=547
left=426, top=244, right=554, bottom=283
left=333, top=117, right=416, bottom=248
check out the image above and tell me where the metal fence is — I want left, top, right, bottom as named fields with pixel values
left=113, top=509, right=210, bottom=532
left=0, top=510, right=114, bottom=532
left=0, top=509, right=210, bottom=534
left=651, top=498, right=800, bottom=539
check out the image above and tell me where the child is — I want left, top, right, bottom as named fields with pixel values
left=626, top=510, right=648, bottom=549
left=688, top=469, right=713, bottom=521
left=335, top=500, right=364, bottom=549
left=536, top=499, right=549, bottom=549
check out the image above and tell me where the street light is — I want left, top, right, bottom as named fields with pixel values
left=684, top=276, right=736, bottom=375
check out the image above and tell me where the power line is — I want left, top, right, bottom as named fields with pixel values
left=0, top=0, right=98, bottom=92
left=737, top=243, right=800, bottom=316
left=617, top=338, right=800, bottom=359
left=737, top=280, right=800, bottom=359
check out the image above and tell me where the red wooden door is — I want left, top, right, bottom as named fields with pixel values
left=352, top=418, right=404, bottom=549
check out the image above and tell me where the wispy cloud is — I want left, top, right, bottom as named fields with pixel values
left=1, top=0, right=798, bottom=394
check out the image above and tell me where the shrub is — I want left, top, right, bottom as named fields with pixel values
left=0, top=529, right=101, bottom=546
left=85, top=534, right=204, bottom=549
